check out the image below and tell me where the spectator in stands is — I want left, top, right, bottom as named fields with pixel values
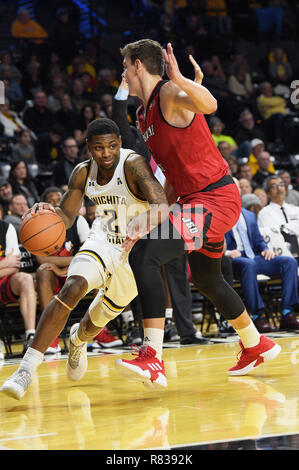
left=257, top=81, right=288, bottom=142
left=53, top=136, right=80, bottom=192
left=226, top=205, right=299, bottom=332
left=8, top=160, right=40, bottom=207
left=238, top=163, right=258, bottom=190
left=22, top=91, right=54, bottom=137
left=11, top=7, right=48, bottom=44
left=0, top=217, right=37, bottom=353
left=239, top=178, right=253, bottom=195
left=35, top=124, right=64, bottom=171
left=268, top=47, right=293, bottom=86
left=93, top=69, right=118, bottom=104
left=228, top=62, right=254, bottom=101
left=50, top=7, right=78, bottom=64
left=0, top=64, right=24, bottom=107
left=12, top=129, right=37, bottom=165
left=84, top=199, right=97, bottom=228
left=278, top=170, right=299, bottom=206
left=0, top=177, right=13, bottom=216
left=205, top=0, right=232, bottom=35
left=210, top=116, right=237, bottom=150
left=217, top=141, right=234, bottom=161
left=67, top=55, right=96, bottom=82
left=248, top=138, right=275, bottom=176
left=47, top=79, right=66, bottom=113
left=242, top=193, right=262, bottom=216
left=20, top=56, right=44, bottom=100
left=4, top=193, right=28, bottom=235
left=254, top=187, right=268, bottom=208
left=252, top=151, right=275, bottom=188
left=0, top=52, right=22, bottom=84
left=78, top=104, right=96, bottom=133
left=70, top=79, right=90, bottom=113
left=227, top=155, right=239, bottom=177
left=0, top=98, right=29, bottom=138
left=182, top=14, right=208, bottom=47
left=234, top=109, right=267, bottom=160
left=258, top=175, right=299, bottom=253
left=35, top=186, right=90, bottom=354
left=54, top=93, right=80, bottom=135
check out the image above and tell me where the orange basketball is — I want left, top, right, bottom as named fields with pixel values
left=19, top=209, right=66, bottom=256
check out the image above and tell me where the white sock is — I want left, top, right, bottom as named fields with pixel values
left=122, top=310, right=134, bottom=324
left=165, top=308, right=173, bottom=320
left=143, top=328, right=164, bottom=360
left=236, top=321, right=261, bottom=349
left=71, top=327, right=86, bottom=346
left=19, top=347, right=43, bottom=374
left=25, top=329, right=35, bottom=339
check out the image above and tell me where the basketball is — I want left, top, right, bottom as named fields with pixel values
left=19, top=209, right=66, bottom=256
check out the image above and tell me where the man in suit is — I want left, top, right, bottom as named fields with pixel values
left=225, top=207, right=299, bottom=332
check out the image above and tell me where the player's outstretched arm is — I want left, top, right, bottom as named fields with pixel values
left=162, top=42, right=217, bottom=115
left=123, top=154, right=169, bottom=251
left=24, top=162, right=88, bottom=229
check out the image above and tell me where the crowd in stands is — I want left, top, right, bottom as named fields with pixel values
left=1, top=1, right=299, bottom=357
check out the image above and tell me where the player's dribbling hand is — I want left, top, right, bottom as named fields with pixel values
left=22, top=202, right=56, bottom=219
left=162, top=43, right=184, bottom=86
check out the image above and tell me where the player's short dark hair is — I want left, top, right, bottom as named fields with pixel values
left=86, top=118, right=120, bottom=141
left=120, top=39, right=164, bottom=76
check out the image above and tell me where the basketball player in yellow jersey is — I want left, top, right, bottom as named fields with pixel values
left=1, top=118, right=169, bottom=400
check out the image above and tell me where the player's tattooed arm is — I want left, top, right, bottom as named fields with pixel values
left=55, top=162, right=88, bottom=229
left=123, top=154, right=170, bottom=251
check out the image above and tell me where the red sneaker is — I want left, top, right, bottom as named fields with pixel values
left=115, top=345, right=167, bottom=389
left=92, top=327, right=123, bottom=349
left=45, top=337, right=61, bottom=355
left=228, top=335, right=281, bottom=376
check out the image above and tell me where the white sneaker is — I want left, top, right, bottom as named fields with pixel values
left=0, top=368, right=32, bottom=400
left=66, top=323, right=87, bottom=381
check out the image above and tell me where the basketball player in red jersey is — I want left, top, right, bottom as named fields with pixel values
left=114, top=40, right=281, bottom=386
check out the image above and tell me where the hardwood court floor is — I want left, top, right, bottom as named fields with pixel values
left=0, top=334, right=299, bottom=450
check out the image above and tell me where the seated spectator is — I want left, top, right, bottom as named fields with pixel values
left=210, top=116, right=237, bottom=150
left=242, top=193, right=262, bottom=216
left=0, top=177, right=13, bottom=215
left=8, top=160, right=40, bottom=207
left=54, top=93, right=80, bottom=135
left=205, top=0, right=232, bottom=35
left=235, top=109, right=267, bottom=145
left=182, top=14, right=208, bottom=47
left=238, top=163, right=258, bottom=190
left=268, top=47, right=293, bottom=86
left=258, top=175, right=299, bottom=256
left=0, top=64, right=24, bottom=107
left=4, top=193, right=29, bottom=235
left=0, top=52, right=22, bottom=84
left=12, top=129, right=37, bottom=165
left=257, top=81, right=288, bottom=142
left=93, top=69, right=118, bottom=104
left=35, top=186, right=90, bottom=354
left=77, top=104, right=96, bottom=133
left=248, top=138, right=275, bottom=176
left=0, top=98, right=29, bottom=138
left=0, top=217, right=37, bottom=354
left=22, top=91, right=54, bottom=137
left=278, top=170, right=299, bottom=207
left=50, top=7, right=79, bottom=64
left=67, top=55, right=96, bottom=81
left=84, top=199, right=97, bottom=228
left=252, top=151, right=275, bottom=188
left=35, top=124, right=64, bottom=171
left=70, top=79, right=90, bottom=113
left=227, top=155, right=239, bottom=177
left=20, top=56, right=44, bottom=100
left=217, top=141, right=234, bottom=161
left=47, top=79, right=66, bottom=113
left=225, top=207, right=299, bottom=332
left=228, top=62, right=254, bottom=100
left=100, top=94, right=113, bottom=119
left=53, top=136, right=80, bottom=192
left=11, top=8, right=48, bottom=44
left=254, top=187, right=268, bottom=208
left=239, top=177, right=253, bottom=195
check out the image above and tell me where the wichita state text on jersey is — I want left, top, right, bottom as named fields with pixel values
left=84, top=148, right=149, bottom=250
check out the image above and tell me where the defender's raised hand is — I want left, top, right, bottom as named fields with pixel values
left=189, top=55, right=204, bottom=85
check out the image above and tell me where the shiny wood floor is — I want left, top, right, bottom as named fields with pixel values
left=0, top=335, right=299, bottom=450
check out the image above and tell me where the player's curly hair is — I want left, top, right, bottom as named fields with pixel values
left=86, top=118, right=120, bottom=140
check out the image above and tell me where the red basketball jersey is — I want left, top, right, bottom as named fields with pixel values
left=137, top=80, right=230, bottom=198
